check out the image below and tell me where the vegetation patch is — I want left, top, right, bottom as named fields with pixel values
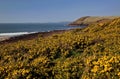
left=0, top=18, right=120, bottom=79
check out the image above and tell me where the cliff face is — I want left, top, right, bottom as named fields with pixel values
left=69, top=16, right=120, bottom=26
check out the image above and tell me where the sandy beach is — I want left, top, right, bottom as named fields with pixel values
left=0, top=36, right=11, bottom=41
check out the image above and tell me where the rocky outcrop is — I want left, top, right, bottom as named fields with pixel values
left=69, top=16, right=120, bottom=26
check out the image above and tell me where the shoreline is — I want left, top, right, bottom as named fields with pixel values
left=0, top=36, right=11, bottom=41
left=0, top=29, right=70, bottom=44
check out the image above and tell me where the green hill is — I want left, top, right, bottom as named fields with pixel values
left=69, top=16, right=120, bottom=26
left=0, top=18, right=120, bottom=79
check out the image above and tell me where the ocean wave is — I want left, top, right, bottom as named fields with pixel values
left=0, top=32, right=37, bottom=36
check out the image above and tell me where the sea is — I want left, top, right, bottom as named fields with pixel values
left=0, top=23, right=83, bottom=36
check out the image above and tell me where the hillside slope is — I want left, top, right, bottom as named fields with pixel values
left=69, top=16, right=120, bottom=26
left=0, top=18, right=120, bottom=79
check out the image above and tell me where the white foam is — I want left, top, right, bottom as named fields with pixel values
left=0, top=32, right=37, bottom=37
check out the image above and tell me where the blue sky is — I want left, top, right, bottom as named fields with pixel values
left=0, top=0, right=120, bottom=23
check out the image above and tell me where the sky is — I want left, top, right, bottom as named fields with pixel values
left=0, top=0, right=120, bottom=23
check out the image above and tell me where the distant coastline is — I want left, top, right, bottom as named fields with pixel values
left=2, top=16, right=119, bottom=44
left=0, top=22, right=84, bottom=43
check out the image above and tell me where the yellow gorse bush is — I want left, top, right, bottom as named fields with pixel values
left=0, top=18, right=120, bottom=79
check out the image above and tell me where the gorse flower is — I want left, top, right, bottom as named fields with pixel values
left=0, top=18, right=120, bottom=79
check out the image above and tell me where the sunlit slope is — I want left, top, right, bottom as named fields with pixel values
left=69, top=16, right=119, bottom=26
left=0, top=18, right=120, bottom=79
